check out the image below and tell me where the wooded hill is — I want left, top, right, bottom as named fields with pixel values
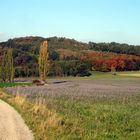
left=0, top=36, right=140, bottom=77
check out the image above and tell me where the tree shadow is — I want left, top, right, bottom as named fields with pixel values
left=52, top=81, right=70, bottom=84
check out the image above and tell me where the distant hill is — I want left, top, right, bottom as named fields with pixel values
left=0, top=36, right=140, bottom=56
left=0, top=36, right=89, bottom=53
left=0, top=36, right=140, bottom=77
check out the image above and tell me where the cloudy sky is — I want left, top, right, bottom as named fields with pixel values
left=0, top=0, right=140, bottom=45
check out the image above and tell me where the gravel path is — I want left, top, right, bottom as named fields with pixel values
left=0, top=99, right=34, bottom=140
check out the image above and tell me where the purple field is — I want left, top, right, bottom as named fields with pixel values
left=5, top=77, right=140, bottom=99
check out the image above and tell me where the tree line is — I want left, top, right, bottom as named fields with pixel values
left=89, top=42, right=140, bottom=56
left=81, top=51, right=140, bottom=72
left=0, top=41, right=50, bottom=82
left=0, top=41, right=91, bottom=82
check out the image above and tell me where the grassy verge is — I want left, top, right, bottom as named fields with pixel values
left=0, top=89, right=63, bottom=140
left=0, top=88, right=140, bottom=140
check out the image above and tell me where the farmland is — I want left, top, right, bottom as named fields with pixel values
left=1, top=72, right=140, bottom=140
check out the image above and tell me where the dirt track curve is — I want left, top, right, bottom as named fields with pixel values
left=0, top=99, right=34, bottom=140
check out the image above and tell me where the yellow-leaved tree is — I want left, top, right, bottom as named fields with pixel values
left=38, top=41, right=49, bottom=82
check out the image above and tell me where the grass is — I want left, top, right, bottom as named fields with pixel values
left=117, top=71, right=140, bottom=77
left=0, top=71, right=140, bottom=140
left=1, top=89, right=140, bottom=140
left=50, top=71, right=140, bottom=80
left=0, top=82, right=32, bottom=88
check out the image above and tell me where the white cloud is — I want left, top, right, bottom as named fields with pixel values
left=0, top=32, right=10, bottom=42
left=0, top=32, right=6, bottom=36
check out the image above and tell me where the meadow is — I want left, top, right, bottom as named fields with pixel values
left=0, top=71, right=140, bottom=140
left=117, top=71, right=140, bottom=77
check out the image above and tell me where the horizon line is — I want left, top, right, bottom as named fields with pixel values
left=0, top=35, right=140, bottom=46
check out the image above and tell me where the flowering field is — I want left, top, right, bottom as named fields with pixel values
left=3, top=76, right=140, bottom=140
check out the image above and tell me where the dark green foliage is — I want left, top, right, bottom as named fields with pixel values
left=136, top=60, right=140, bottom=70
left=76, top=62, right=91, bottom=76
left=89, top=42, right=140, bottom=56
left=0, top=48, right=14, bottom=82
left=49, top=50, right=60, bottom=61
left=0, top=52, right=8, bottom=82
left=48, top=60, right=91, bottom=77
left=64, top=56, right=79, bottom=61
left=7, top=48, right=14, bottom=82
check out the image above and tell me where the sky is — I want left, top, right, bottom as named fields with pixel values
left=0, top=0, right=140, bottom=45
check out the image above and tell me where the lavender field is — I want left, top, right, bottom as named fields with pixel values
left=5, top=77, right=140, bottom=98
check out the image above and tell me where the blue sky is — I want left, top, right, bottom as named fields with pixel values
left=0, top=0, right=140, bottom=45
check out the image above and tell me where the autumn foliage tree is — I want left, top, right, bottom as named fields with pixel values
left=80, top=51, right=140, bottom=72
left=38, top=41, right=49, bottom=81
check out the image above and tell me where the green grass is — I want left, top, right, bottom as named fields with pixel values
left=38, top=95, right=140, bottom=140
left=1, top=89, right=140, bottom=140
left=47, top=71, right=140, bottom=80
left=116, top=71, right=140, bottom=74
left=0, top=72, right=140, bottom=140
left=47, top=71, right=116, bottom=81
left=0, top=82, right=32, bottom=88
left=117, top=71, right=140, bottom=78
left=89, top=71, right=140, bottom=79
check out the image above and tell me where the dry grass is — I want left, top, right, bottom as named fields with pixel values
left=0, top=89, right=63, bottom=140
left=14, top=94, right=27, bottom=106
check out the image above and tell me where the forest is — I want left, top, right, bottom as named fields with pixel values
left=89, top=42, right=140, bottom=56
left=0, top=36, right=140, bottom=78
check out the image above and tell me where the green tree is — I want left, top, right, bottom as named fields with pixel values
left=0, top=49, right=14, bottom=82
left=7, top=48, right=14, bottom=82
left=0, top=59, right=2, bottom=81
left=39, top=41, right=49, bottom=81
left=0, top=52, right=8, bottom=82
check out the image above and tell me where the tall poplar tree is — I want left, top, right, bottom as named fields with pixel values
left=38, top=41, right=49, bottom=82
left=0, top=52, right=8, bottom=82
left=0, top=48, right=14, bottom=82
left=0, top=58, right=2, bottom=82
left=7, top=48, right=14, bottom=82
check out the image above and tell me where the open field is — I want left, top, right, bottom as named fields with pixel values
left=5, top=77, right=140, bottom=97
left=117, top=71, right=140, bottom=77
left=1, top=74, right=140, bottom=140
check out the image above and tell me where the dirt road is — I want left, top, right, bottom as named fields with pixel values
left=0, top=99, right=34, bottom=140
